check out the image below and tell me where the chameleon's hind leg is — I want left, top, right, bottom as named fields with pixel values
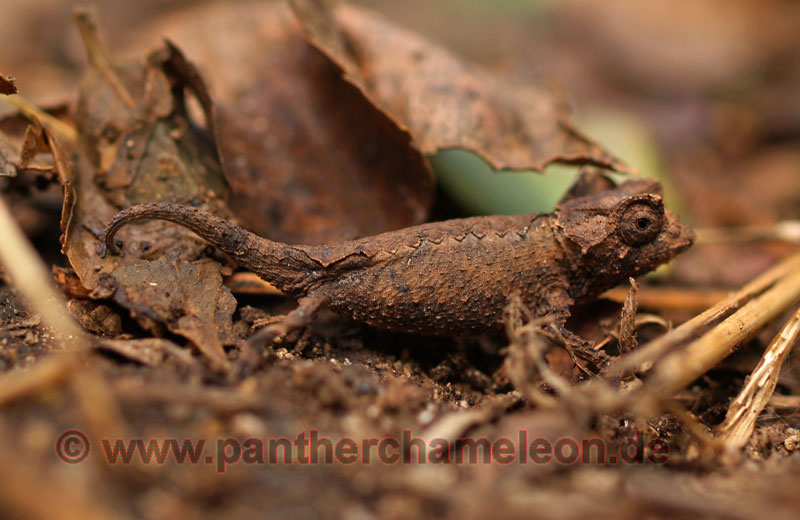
left=247, top=292, right=328, bottom=347
left=234, top=292, right=327, bottom=378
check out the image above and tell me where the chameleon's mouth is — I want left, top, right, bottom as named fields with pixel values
left=672, top=227, right=695, bottom=254
left=664, top=210, right=695, bottom=256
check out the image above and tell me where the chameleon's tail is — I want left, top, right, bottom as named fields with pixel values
left=102, top=202, right=320, bottom=294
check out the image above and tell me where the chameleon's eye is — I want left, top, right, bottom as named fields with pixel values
left=619, top=202, right=662, bottom=246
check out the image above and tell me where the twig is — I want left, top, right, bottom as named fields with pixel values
left=645, top=266, right=800, bottom=397
left=0, top=194, right=89, bottom=350
left=0, top=94, right=77, bottom=142
left=602, top=286, right=728, bottom=312
left=715, top=305, right=800, bottom=450
left=607, top=252, right=800, bottom=378
left=73, top=6, right=136, bottom=110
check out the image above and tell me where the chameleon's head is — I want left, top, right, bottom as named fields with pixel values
left=555, top=179, right=694, bottom=298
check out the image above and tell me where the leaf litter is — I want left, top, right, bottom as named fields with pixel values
left=288, top=0, right=633, bottom=174
left=0, top=2, right=800, bottom=519
left=64, top=10, right=237, bottom=372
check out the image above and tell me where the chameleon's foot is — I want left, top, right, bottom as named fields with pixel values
left=545, top=323, right=609, bottom=375
left=247, top=293, right=326, bottom=348
left=570, top=338, right=609, bottom=375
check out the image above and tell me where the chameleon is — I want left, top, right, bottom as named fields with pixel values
left=102, top=179, right=694, bottom=367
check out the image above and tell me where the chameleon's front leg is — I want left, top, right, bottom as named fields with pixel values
left=545, top=320, right=609, bottom=374
left=532, top=287, right=609, bottom=374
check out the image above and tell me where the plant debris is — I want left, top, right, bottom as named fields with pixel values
left=289, top=0, right=633, bottom=175
left=0, top=74, right=16, bottom=95
left=63, top=12, right=237, bottom=372
left=1, top=2, right=800, bottom=519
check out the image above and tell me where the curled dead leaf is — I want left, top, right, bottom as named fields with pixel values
left=211, top=3, right=432, bottom=244
left=117, top=1, right=630, bottom=246
left=289, top=0, right=633, bottom=174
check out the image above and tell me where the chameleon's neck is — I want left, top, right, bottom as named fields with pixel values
left=102, top=202, right=320, bottom=294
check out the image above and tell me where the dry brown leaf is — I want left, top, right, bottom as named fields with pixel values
left=63, top=23, right=236, bottom=372
left=211, top=4, right=432, bottom=244
left=0, top=113, right=56, bottom=180
left=289, top=0, right=632, bottom=174
left=120, top=2, right=432, bottom=244
left=120, top=1, right=628, bottom=245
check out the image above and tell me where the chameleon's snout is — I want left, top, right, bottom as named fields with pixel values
left=664, top=209, right=695, bottom=255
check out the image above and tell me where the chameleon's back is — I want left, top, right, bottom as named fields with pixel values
left=320, top=213, right=564, bottom=335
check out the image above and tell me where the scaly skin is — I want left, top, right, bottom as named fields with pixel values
left=102, top=180, right=694, bottom=366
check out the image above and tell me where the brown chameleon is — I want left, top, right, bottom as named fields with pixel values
left=102, top=179, right=694, bottom=365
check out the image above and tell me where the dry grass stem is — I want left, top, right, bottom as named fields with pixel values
left=602, top=286, right=728, bottom=312
left=608, top=252, right=800, bottom=378
left=0, top=94, right=77, bottom=142
left=645, top=265, right=800, bottom=397
left=73, top=7, right=136, bottom=110
left=715, top=305, right=800, bottom=449
left=0, top=195, right=88, bottom=350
